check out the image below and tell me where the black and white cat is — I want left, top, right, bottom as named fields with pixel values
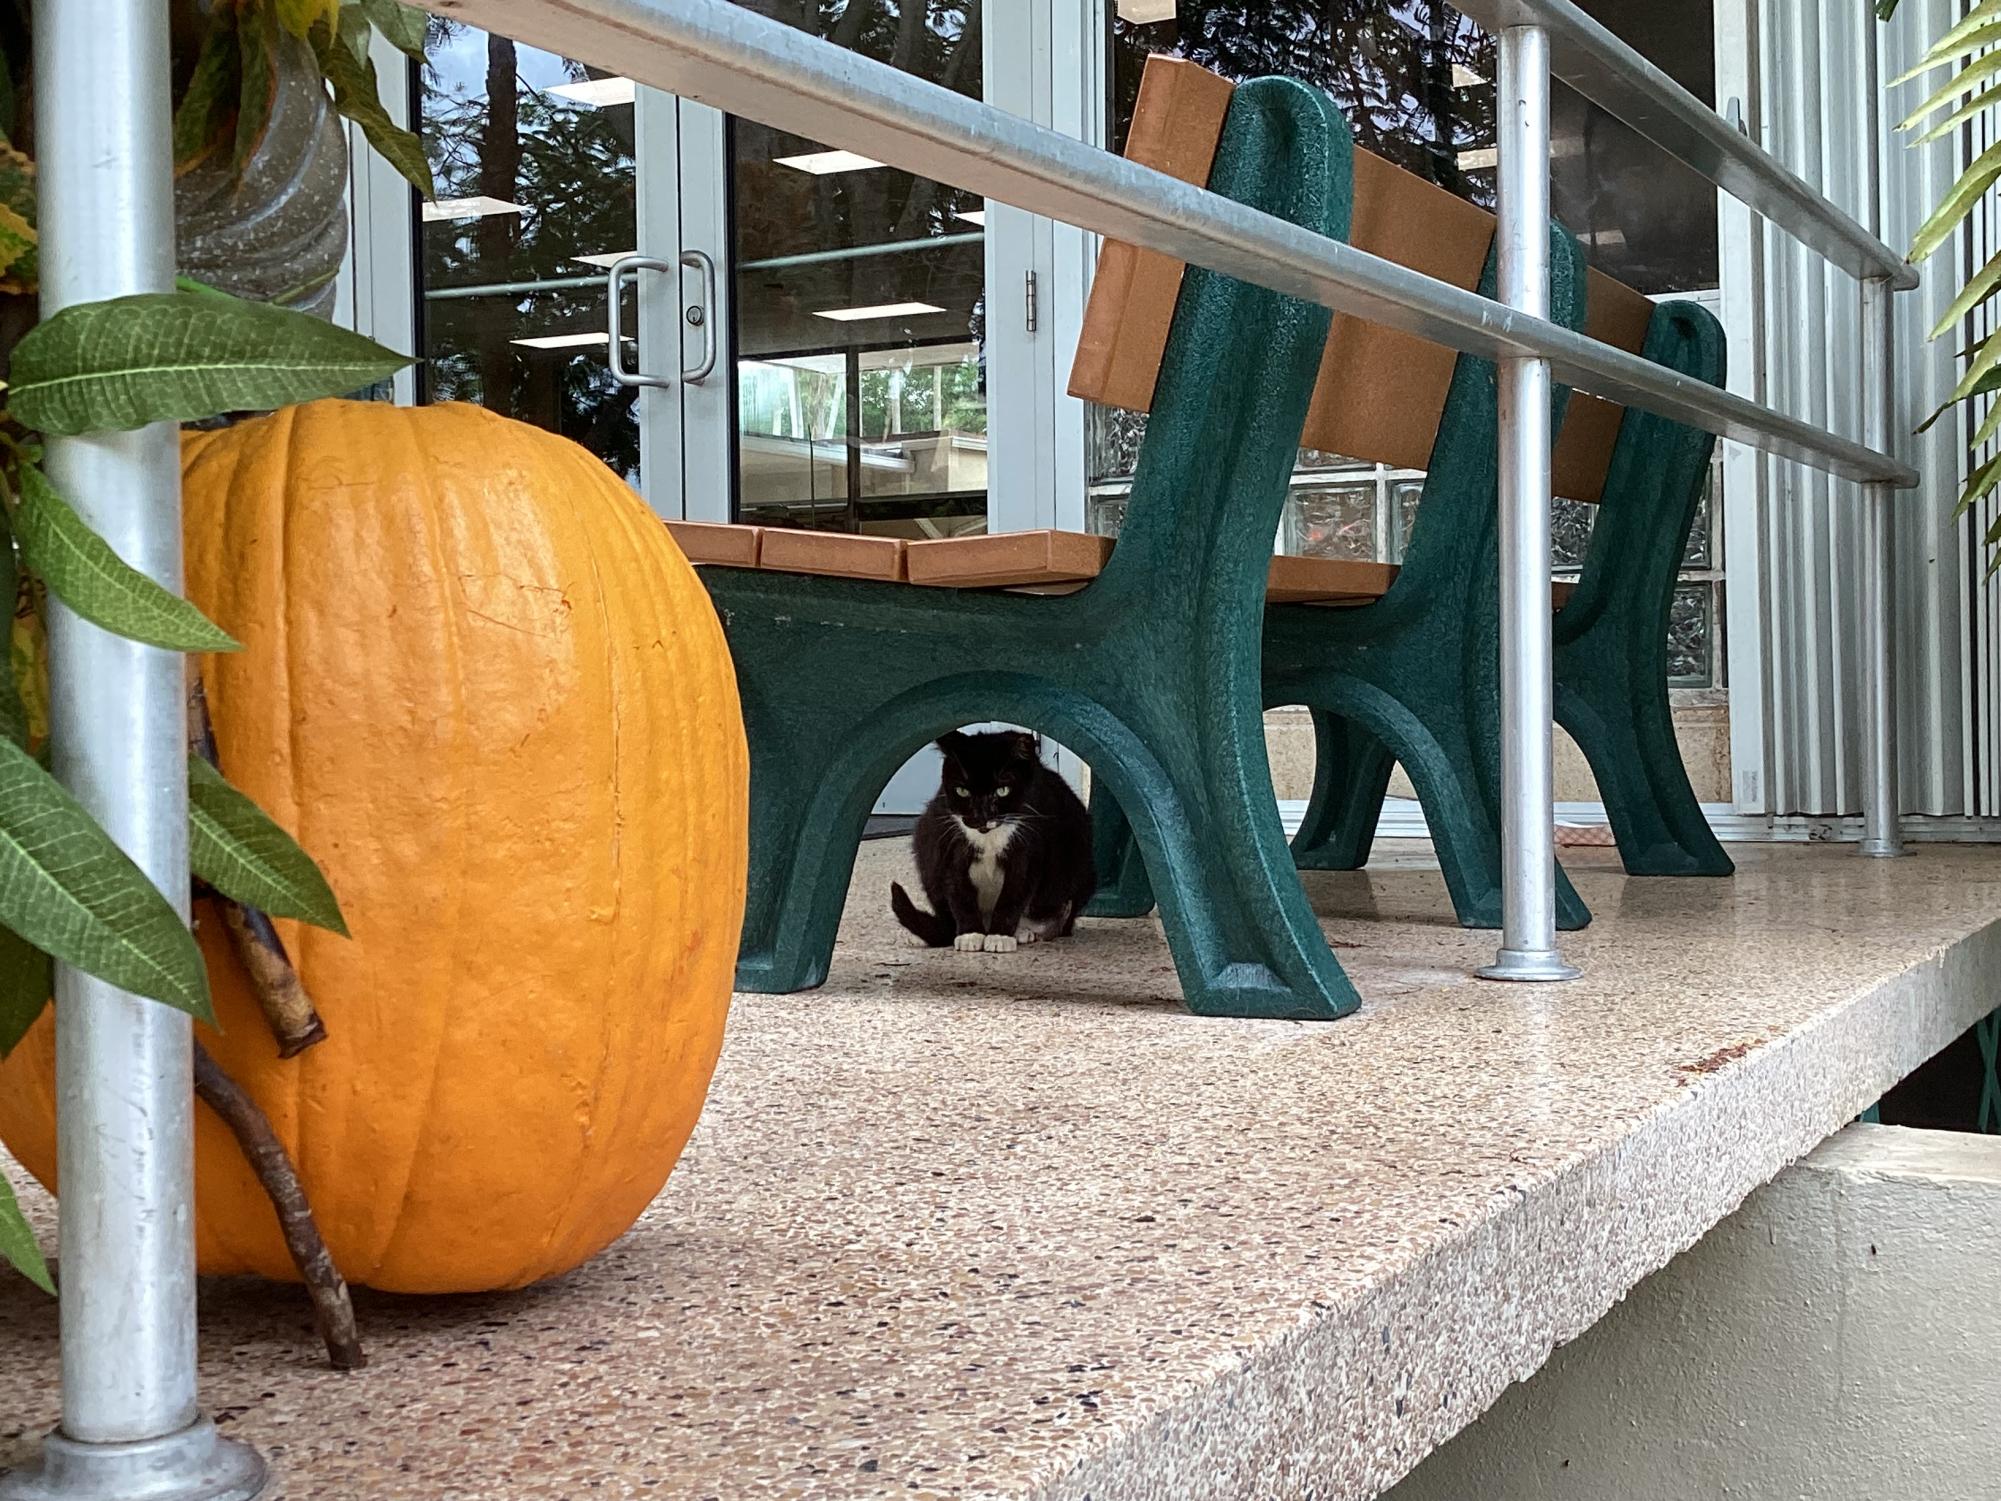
left=890, top=730, right=1097, bottom=954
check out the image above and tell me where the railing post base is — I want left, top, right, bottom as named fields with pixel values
left=1477, top=950, right=1584, bottom=984
left=0, top=1419, right=266, bottom=1501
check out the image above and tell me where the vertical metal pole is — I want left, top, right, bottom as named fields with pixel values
left=1859, top=275, right=1903, bottom=858
left=0, top=1, right=265, bottom=1498
left=1478, top=23, right=1578, bottom=984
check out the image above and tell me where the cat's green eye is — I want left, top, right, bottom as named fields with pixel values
left=954, top=785, right=971, bottom=797
left=996, top=784, right=1013, bottom=797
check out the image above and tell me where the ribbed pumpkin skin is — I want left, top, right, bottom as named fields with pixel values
left=0, top=401, right=747, bottom=1293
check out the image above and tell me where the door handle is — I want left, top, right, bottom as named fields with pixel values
left=680, top=248, right=718, bottom=385
left=606, top=254, right=676, bottom=389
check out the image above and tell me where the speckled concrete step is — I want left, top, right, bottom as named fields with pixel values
left=3, top=841, right=1996, bottom=1501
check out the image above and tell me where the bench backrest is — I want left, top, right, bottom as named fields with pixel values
left=1100, top=75, right=1353, bottom=595
left=1074, top=55, right=1666, bottom=506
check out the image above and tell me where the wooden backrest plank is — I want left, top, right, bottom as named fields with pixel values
left=1550, top=269, right=1657, bottom=504
left=1071, top=55, right=1656, bottom=505
left=1305, top=151, right=1495, bottom=471
left=1066, top=58, right=1237, bottom=413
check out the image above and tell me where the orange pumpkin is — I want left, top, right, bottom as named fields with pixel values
left=0, top=401, right=747, bottom=1293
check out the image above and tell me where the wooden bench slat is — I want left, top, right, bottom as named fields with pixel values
left=757, top=527, right=908, bottom=582
left=667, top=519, right=762, bottom=568
left=676, top=524, right=1576, bottom=608
left=906, top=530, right=1114, bottom=589
left=1267, top=554, right=1400, bottom=604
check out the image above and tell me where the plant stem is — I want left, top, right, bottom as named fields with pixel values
left=192, top=1041, right=365, bottom=1371
left=187, top=673, right=327, bottom=1055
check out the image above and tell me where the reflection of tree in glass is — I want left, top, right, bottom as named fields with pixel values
left=419, top=21, right=644, bottom=478
left=1112, top=2, right=1495, bottom=207
left=731, top=0, right=988, bottom=482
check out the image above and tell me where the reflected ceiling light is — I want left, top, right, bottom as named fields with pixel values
left=423, top=195, right=526, bottom=222
left=1115, top=0, right=1177, bottom=20
left=1455, top=146, right=1497, bottom=171
left=813, top=301, right=944, bottom=322
left=512, top=331, right=613, bottom=350
left=548, top=76, right=637, bottom=107
left=571, top=250, right=636, bottom=268
left=1451, top=64, right=1487, bottom=89
left=775, top=149, right=885, bottom=175
left=953, top=208, right=987, bottom=227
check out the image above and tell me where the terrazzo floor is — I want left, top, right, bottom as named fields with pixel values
left=3, top=839, right=1999, bottom=1500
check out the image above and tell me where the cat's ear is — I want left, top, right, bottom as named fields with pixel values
left=936, top=730, right=972, bottom=761
left=1007, top=732, right=1038, bottom=763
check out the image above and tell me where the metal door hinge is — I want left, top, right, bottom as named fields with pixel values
left=1025, top=269, right=1039, bottom=334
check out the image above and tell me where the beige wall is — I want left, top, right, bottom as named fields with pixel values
left=1383, top=1126, right=2001, bottom=1501
left=1262, top=701, right=1732, bottom=807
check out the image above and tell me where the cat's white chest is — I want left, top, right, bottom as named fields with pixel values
left=960, top=822, right=1016, bottom=918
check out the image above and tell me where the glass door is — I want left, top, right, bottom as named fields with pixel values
left=414, top=23, right=656, bottom=482
left=700, top=0, right=994, bottom=540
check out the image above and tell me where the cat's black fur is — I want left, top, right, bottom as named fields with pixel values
left=890, top=731, right=1096, bottom=952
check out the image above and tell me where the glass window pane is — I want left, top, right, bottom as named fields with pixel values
left=1283, top=483, right=1379, bottom=560
left=1667, top=582, right=1715, bottom=688
left=731, top=1, right=988, bottom=536
left=418, top=24, right=641, bottom=480
left=1552, top=495, right=1597, bottom=571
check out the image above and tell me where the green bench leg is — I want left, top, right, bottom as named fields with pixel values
left=1087, top=782, right=1157, bottom=917
left=1266, top=670, right=1591, bottom=931
left=1289, top=709, right=1394, bottom=871
left=1553, top=299, right=1732, bottom=879
left=711, top=76, right=1362, bottom=1021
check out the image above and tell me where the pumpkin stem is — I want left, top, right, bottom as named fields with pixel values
left=187, top=673, right=328, bottom=1056
left=193, top=1042, right=366, bottom=1371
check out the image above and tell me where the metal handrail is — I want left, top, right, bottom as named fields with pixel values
left=1454, top=0, right=1919, bottom=291
left=424, top=0, right=1916, bottom=490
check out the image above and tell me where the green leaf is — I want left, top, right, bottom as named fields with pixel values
left=1909, top=136, right=2001, bottom=263
left=358, top=0, right=427, bottom=58
left=11, top=592, right=48, bottom=754
left=235, top=3, right=280, bottom=179
left=9, top=289, right=412, bottom=435
left=0, top=137, right=34, bottom=290
left=1955, top=449, right=2001, bottom=518
left=275, top=0, right=340, bottom=39
left=1933, top=0, right=2001, bottom=50
left=188, top=757, right=348, bottom=935
left=0, top=201, right=30, bottom=282
left=0, top=504, right=27, bottom=750
left=0, top=1171, right=52, bottom=1295
left=1894, top=18, right=2001, bottom=83
left=15, top=467, right=238, bottom=654
left=1916, top=364, right=2001, bottom=433
left=0, top=923, right=49, bottom=1059
left=1948, top=321, right=2001, bottom=406
left=315, top=20, right=435, bottom=197
left=1898, top=50, right=2001, bottom=132
left=173, top=275, right=238, bottom=303
left=1912, top=82, right=2001, bottom=146
left=1932, top=250, right=2001, bottom=341
left=0, top=736, right=212, bottom=1021
left=172, top=8, right=238, bottom=169
left=1877, top=0, right=1903, bottom=19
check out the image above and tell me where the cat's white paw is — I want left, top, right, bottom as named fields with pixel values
left=953, top=932, right=986, bottom=953
left=982, top=933, right=1018, bottom=954
left=1015, top=928, right=1041, bottom=946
